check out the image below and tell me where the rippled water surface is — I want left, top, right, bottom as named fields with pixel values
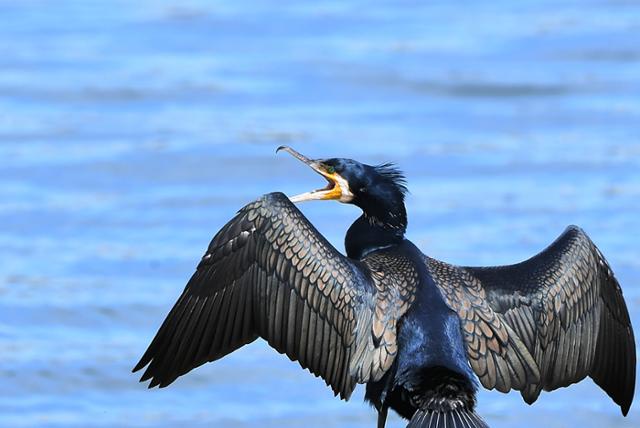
left=1, top=1, right=639, bottom=427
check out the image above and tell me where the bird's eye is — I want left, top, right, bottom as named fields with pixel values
left=326, top=166, right=336, bottom=174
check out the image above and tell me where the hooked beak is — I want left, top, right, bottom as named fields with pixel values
left=276, top=146, right=353, bottom=203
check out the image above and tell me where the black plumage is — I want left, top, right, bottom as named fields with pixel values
left=134, top=147, right=635, bottom=428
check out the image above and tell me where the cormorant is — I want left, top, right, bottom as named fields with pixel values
left=134, top=146, right=636, bottom=428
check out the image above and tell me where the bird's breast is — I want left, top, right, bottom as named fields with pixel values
left=393, top=256, right=476, bottom=388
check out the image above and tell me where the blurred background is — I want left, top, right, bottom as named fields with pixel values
left=1, top=0, right=639, bottom=427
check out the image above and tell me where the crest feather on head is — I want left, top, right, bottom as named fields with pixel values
left=373, top=162, right=408, bottom=198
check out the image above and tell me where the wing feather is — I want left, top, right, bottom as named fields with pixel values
left=463, top=226, right=635, bottom=415
left=426, top=257, right=541, bottom=393
left=134, top=192, right=414, bottom=399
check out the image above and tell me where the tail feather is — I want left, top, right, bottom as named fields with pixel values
left=407, top=408, right=489, bottom=428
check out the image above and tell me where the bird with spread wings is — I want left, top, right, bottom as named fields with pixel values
left=134, top=147, right=635, bottom=428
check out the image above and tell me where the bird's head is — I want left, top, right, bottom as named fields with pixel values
left=277, top=146, right=408, bottom=232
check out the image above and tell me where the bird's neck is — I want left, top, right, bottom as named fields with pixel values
left=345, top=207, right=407, bottom=259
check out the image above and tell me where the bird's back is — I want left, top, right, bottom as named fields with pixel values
left=362, top=241, right=481, bottom=425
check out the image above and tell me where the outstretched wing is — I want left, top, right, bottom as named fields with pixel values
left=427, top=257, right=541, bottom=395
left=461, top=226, right=635, bottom=415
left=133, top=192, right=403, bottom=399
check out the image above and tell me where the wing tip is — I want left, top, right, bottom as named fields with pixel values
left=621, top=402, right=631, bottom=417
left=131, top=358, right=167, bottom=389
left=618, top=375, right=635, bottom=417
left=132, top=359, right=147, bottom=374
left=137, top=375, right=172, bottom=389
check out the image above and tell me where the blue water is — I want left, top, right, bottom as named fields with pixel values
left=1, top=1, right=639, bottom=427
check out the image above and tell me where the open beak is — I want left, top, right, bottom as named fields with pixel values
left=277, top=146, right=353, bottom=203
